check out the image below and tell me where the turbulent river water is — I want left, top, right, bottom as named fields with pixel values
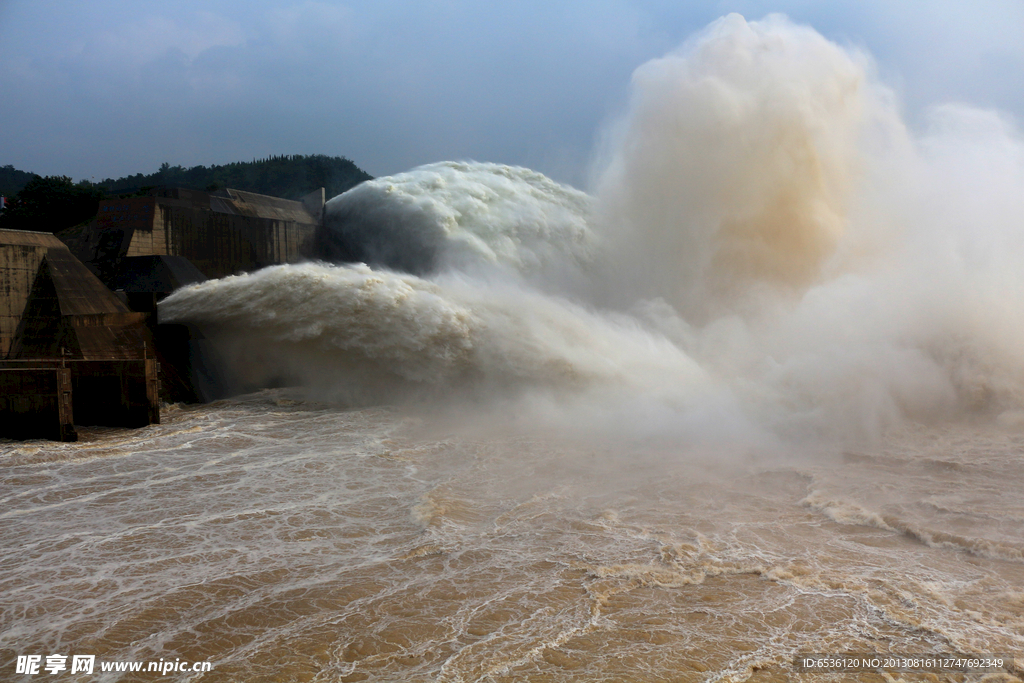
left=4, top=12, right=1024, bottom=682
left=2, top=399, right=1023, bottom=681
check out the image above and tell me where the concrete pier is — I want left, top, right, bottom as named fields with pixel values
left=1, top=229, right=160, bottom=440
left=0, top=363, right=76, bottom=441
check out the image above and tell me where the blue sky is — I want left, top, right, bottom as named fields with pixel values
left=1, top=0, right=1021, bottom=188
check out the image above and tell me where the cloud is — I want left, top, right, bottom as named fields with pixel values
left=0, top=0, right=1021, bottom=185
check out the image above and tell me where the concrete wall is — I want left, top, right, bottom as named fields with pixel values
left=0, top=243, right=47, bottom=357
left=109, top=197, right=163, bottom=256
left=0, top=231, right=65, bottom=358
left=0, top=357, right=158, bottom=434
left=97, top=197, right=157, bottom=235
left=150, top=203, right=314, bottom=279
left=81, top=189, right=320, bottom=280
left=70, top=358, right=160, bottom=428
left=1, top=236, right=162, bottom=438
left=0, top=365, right=76, bottom=441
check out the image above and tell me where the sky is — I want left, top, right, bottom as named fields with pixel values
left=1, top=0, right=1022, bottom=189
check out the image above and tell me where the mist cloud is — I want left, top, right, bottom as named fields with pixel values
left=161, top=14, right=1024, bottom=446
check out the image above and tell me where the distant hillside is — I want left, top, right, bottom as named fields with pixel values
left=1, top=164, right=38, bottom=197
left=0, top=175, right=106, bottom=233
left=97, top=154, right=373, bottom=201
left=0, top=155, right=373, bottom=234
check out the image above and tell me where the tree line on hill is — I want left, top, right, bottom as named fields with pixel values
left=0, top=164, right=39, bottom=198
left=0, top=174, right=107, bottom=234
left=0, top=155, right=372, bottom=233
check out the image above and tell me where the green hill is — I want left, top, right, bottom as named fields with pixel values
left=0, top=155, right=373, bottom=233
left=1, top=164, right=39, bottom=197
left=0, top=175, right=106, bottom=233
left=97, top=154, right=372, bottom=201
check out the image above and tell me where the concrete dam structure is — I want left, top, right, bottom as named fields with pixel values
left=1, top=230, right=159, bottom=441
left=69, top=186, right=324, bottom=280
left=1, top=184, right=328, bottom=441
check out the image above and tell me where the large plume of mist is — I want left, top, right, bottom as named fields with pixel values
left=161, top=13, right=1024, bottom=443
left=591, top=13, right=868, bottom=318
